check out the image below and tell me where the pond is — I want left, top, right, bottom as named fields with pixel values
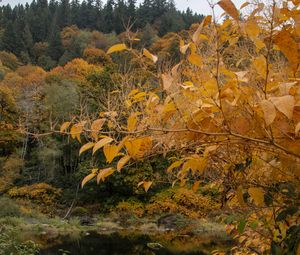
left=40, top=231, right=231, bottom=255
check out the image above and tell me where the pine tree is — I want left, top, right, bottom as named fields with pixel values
left=102, top=0, right=114, bottom=33
left=48, top=18, right=64, bottom=61
left=57, top=0, right=71, bottom=28
left=1, top=21, right=22, bottom=55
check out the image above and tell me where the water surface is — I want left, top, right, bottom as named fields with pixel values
left=40, top=231, right=225, bottom=255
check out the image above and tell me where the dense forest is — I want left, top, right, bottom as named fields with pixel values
left=0, top=0, right=300, bottom=255
left=0, top=0, right=202, bottom=68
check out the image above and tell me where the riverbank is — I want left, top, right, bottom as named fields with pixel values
left=0, top=194, right=234, bottom=255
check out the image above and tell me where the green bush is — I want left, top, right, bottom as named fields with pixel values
left=0, top=197, right=21, bottom=217
left=0, top=231, right=39, bottom=255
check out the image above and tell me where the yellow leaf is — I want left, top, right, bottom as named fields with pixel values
left=253, top=56, right=266, bottom=77
left=93, top=137, right=114, bottom=155
left=143, top=48, right=158, bottom=63
left=117, top=136, right=129, bottom=151
left=237, top=186, right=246, bottom=207
left=125, top=137, right=152, bottom=159
left=81, top=172, right=97, bottom=188
left=103, top=144, right=119, bottom=163
left=188, top=53, right=202, bottom=67
left=167, top=161, right=183, bottom=173
left=97, top=167, right=114, bottom=183
left=107, top=43, right=127, bottom=54
left=253, top=38, right=265, bottom=50
left=245, top=19, right=260, bottom=39
left=117, top=155, right=131, bottom=172
left=91, top=118, right=106, bottom=140
left=192, top=16, right=211, bottom=44
left=127, top=114, right=137, bottom=132
left=192, top=180, right=200, bottom=192
left=125, top=138, right=142, bottom=157
left=138, top=181, right=153, bottom=192
left=218, top=0, right=240, bottom=21
left=60, top=121, right=71, bottom=133
left=270, top=95, right=295, bottom=119
left=248, top=187, right=265, bottom=206
left=79, top=142, right=95, bottom=155
left=70, top=123, right=84, bottom=142
left=274, top=30, right=299, bottom=71
left=192, top=23, right=204, bottom=44
left=260, top=100, right=276, bottom=126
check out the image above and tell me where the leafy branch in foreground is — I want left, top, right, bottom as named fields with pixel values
left=62, top=0, right=300, bottom=254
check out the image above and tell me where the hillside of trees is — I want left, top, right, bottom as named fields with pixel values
left=0, top=0, right=203, bottom=68
left=0, top=0, right=300, bottom=254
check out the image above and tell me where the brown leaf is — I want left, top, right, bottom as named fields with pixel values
left=270, top=95, right=295, bottom=119
left=218, top=0, right=240, bottom=21
left=260, top=100, right=276, bottom=126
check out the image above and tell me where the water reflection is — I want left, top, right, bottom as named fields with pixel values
left=40, top=232, right=214, bottom=255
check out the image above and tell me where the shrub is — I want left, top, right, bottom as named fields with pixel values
left=71, top=206, right=89, bottom=217
left=115, top=199, right=145, bottom=218
left=0, top=154, right=23, bottom=193
left=8, top=183, right=62, bottom=205
left=0, top=226, right=39, bottom=255
left=146, top=188, right=219, bottom=218
left=0, top=197, right=21, bottom=217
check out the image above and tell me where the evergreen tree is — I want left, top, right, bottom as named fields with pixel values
left=1, top=21, right=22, bottom=55
left=57, top=0, right=71, bottom=28
left=0, top=0, right=203, bottom=63
left=102, top=0, right=114, bottom=33
left=48, top=18, right=63, bottom=61
left=113, top=0, right=127, bottom=33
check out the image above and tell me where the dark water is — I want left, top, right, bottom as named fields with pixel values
left=40, top=232, right=213, bottom=255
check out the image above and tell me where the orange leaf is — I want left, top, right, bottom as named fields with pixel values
left=192, top=181, right=200, bottom=192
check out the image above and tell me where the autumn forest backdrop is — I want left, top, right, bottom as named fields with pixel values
left=0, top=0, right=299, bottom=255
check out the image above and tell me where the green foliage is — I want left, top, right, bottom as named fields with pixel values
left=0, top=155, right=23, bottom=193
left=71, top=206, right=89, bottom=217
left=0, top=197, right=21, bottom=218
left=0, top=225, right=39, bottom=255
